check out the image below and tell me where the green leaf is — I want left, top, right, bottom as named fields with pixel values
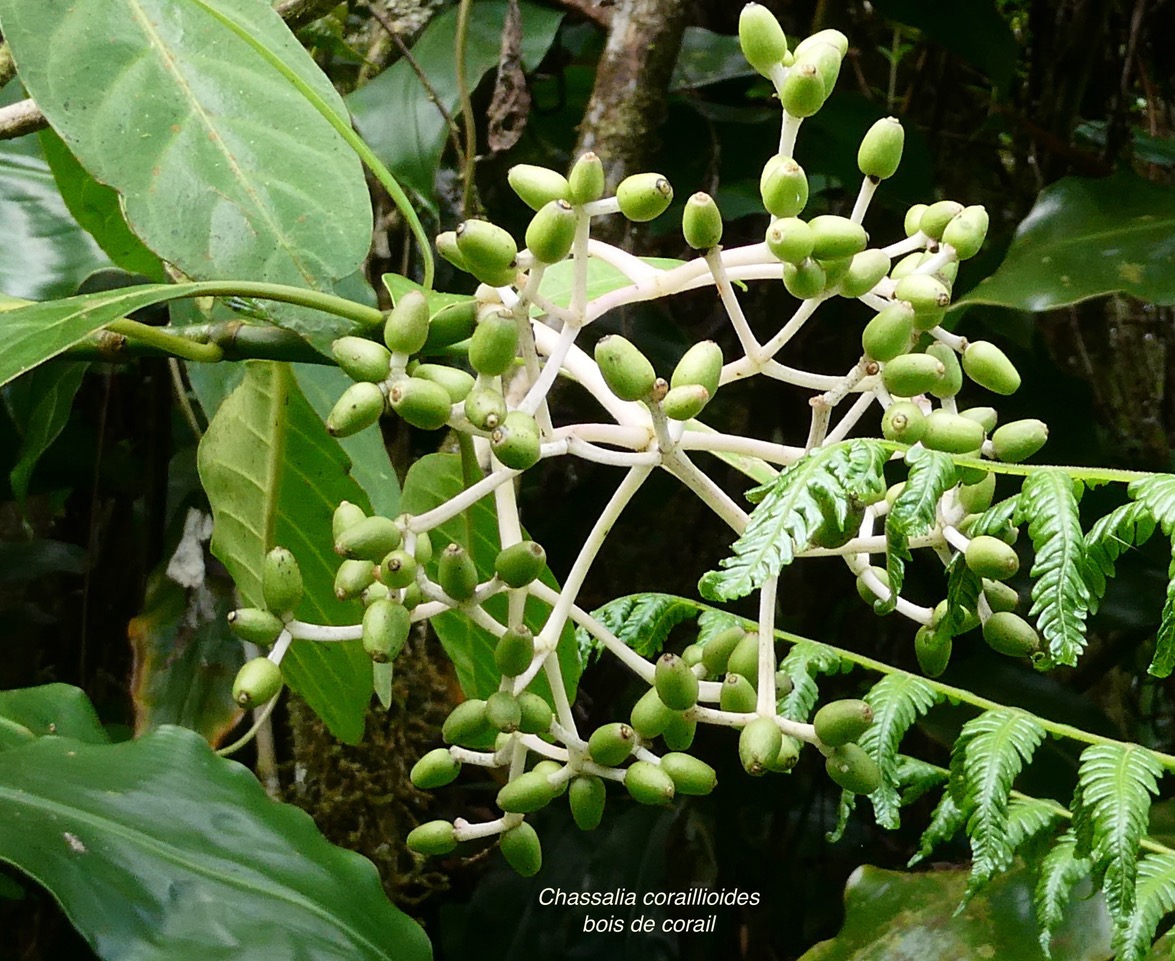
left=0, top=684, right=109, bottom=751
left=859, top=673, right=940, bottom=829
left=968, top=494, right=1022, bottom=538
left=909, top=789, right=966, bottom=866
left=1005, top=796, right=1064, bottom=853
left=671, top=27, right=757, bottom=90
left=1036, top=831, right=1095, bottom=957
left=1085, top=500, right=1157, bottom=611
left=1152, top=546, right=1175, bottom=678
left=197, top=362, right=373, bottom=744
left=399, top=453, right=581, bottom=701
left=883, top=447, right=958, bottom=613
left=1129, top=475, right=1175, bottom=536
left=0, top=0, right=373, bottom=350
left=3, top=360, right=87, bottom=502
left=537, top=257, right=687, bottom=311
left=575, top=592, right=698, bottom=664
left=1017, top=470, right=1090, bottom=667
left=1113, top=852, right=1175, bottom=961
left=1072, top=743, right=1165, bottom=923
left=777, top=639, right=847, bottom=721
left=946, top=552, right=983, bottom=633
left=699, top=440, right=888, bottom=602
left=348, top=0, right=564, bottom=209
left=959, top=173, right=1175, bottom=312
left=0, top=724, right=431, bottom=961
left=895, top=754, right=949, bottom=808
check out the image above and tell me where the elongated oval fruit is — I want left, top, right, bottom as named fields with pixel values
left=855, top=566, right=892, bottom=607
left=411, top=364, right=474, bottom=404
left=858, top=117, right=904, bottom=180
left=232, top=656, right=283, bottom=709
left=808, top=215, right=868, bottom=261
left=981, top=579, right=1019, bottom=614
left=383, top=290, right=430, bottom=355
left=992, top=418, right=1049, bottom=463
left=862, top=302, right=915, bottom=361
left=630, top=687, right=676, bottom=739
left=796, top=41, right=842, bottom=95
left=655, top=653, right=700, bottom=710
left=765, top=216, right=814, bottom=264
left=701, top=625, right=747, bottom=676
left=486, top=690, right=522, bottom=733
left=327, top=381, right=385, bottom=437
left=783, top=258, right=827, bottom=300
left=335, top=515, right=402, bottom=561
left=491, top=410, right=542, bottom=470
left=683, top=192, right=723, bottom=249
left=671, top=340, right=723, bottom=397
left=838, top=249, right=890, bottom=298
left=332, top=336, right=392, bottom=383
left=921, top=410, right=986, bottom=454
left=469, top=311, right=519, bottom=377
left=363, top=598, right=411, bottom=663
left=760, top=156, right=809, bottom=218
left=407, top=820, right=456, bottom=856
left=819, top=255, right=852, bottom=289
left=983, top=611, right=1040, bottom=657
left=435, top=231, right=467, bottom=272
left=508, top=164, right=571, bottom=211
left=740, top=717, right=784, bottom=776
left=625, top=760, right=676, bottom=805
left=660, top=752, right=718, bottom=796
left=825, top=743, right=881, bottom=794
left=925, top=342, right=963, bottom=399
left=719, top=672, right=758, bottom=713
left=726, top=631, right=762, bottom=684
left=595, top=334, right=656, bottom=401
left=500, top=822, right=543, bottom=876
left=568, top=151, right=605, bottom=205
left=662, top=711, right=697, bottom=751
left=904, top=203, right=928, bottom=237
left=495, top=540, right=546, bottom=588
left=533, top=761, right=569, bottom=797
left=965, top=535, right=1020, bottom=581
left=915, top=623, right=952, bottom=677
left=380, top=549, right=417, bottom=589
left=442, top=699, right=491, bottom=746
left=569, top=774, right=606, bottom=831
left=588, top=722, right=635, bottom=766
left=794, top=28, right=849, bottom=58
left=739, top=2, right=789, bottom=77
left=814, top=699, right=874, bottom=747
left=389, top=378, right=452, bottom=431
left=766, top=735, right=802, bottom=773
left=942, top=205, right=989, bottom=259
left=960, top=406, right=999, bottom=434
left=780, top=62, right=825, bottom=117
left=918, top=200, right=965, bottom=241
left=335, top=559, right=376, bottom=601
left=526, top=199, right=577, bottom=264
left=332, top=500, right=366, bottom=542
left=262, top=546, right=303, bottom=618
left=424, top=299, right=477, bottom=350
left=616, top=173, right=674, bottom=222
left=463, top=385, right=507, bottom=431
left=661, top=384, right=709, bottom=421
left=962, top=341, right=1021, bottom=395
left=957, top=472, right=996, bottom=514
left=889, top=251, right=923, bottom=283
left=682, top=643, right=704, bottom=668
left=455, top=219, right=518, bottom=282
left=517, top=692, right=554, bottom=735
left=411, top=748, right=461, bottom=790
left=882, top=353, right=944, bottom=398
left=893, top=274, right=950, bottom=327
left=438, top=543, right=478, bottom=600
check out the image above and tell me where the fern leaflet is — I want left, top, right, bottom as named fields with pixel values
left=967, top=494, right=1021, bottom=538
left=909, top=788, right=966, bottom=866
left=776, top=639, right=846, bottom=721
left=696, top=607, right=744, bottom=646
left=576, top=592, right=698, bottom=662
left=698, top=440, right=887, bottom=602
left=1150, top=544, right=1175, bottom=678
left=859, top=673, right=940, bottom=829
left=946, top=552, right=984, bottom=633
left=1016, top=469, right=1091, bottom=667
left=1129, top=474, right=1175, bottom=535
left=1112, top=852, right=1175, bottom=961
left=895, top=755, right=948, bottom=807
left=1085, top=500, right=1157, bottom=611
left=882, top=447, right=958, bottom=613
left=1035, top=831, right=1093, bottom=957
left=1005, top=796, right=1064, bottom=853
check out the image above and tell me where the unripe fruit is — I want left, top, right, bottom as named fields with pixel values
left=662, top=711, right=697, bottom=751
left=438, top=543, right=478, bottom=600
left=796, top=41, right=842, bottom=96
left=232, top=656, right=282, bottom=709
left=915, top=623, right=952, bottom=677
left=410, top=365, right=473, bottom=405
left=630, top=687, right=676, bottom=738
left=661, top=384, right=710, bottom=421
left=765, top=216, right=815, bottom=264
left=569, top=775, right=607, bottom=831
left=332, top=336, right=392, bottom=384
left=332, top=501, right=366, bottom=542
left=720, top=672, right=758, bottom=713
left=380, top=549, right=417, bottom=589
left=858, top=117, right=904, bottom=180
left=495, top=540, right=547, bottom=588
left=589, top=722, right=635, bottom=767
left=469, top=311, right=519, bottom=377
left=517, top=692, right=554, bottom=734
left=335, top=559, right=376, bottom=600
left=682, top=643, right=704, bottom=669
left=455, top=220, right=518, bottom=284
left=327, top=381, right=385, bottom=437
left=412, top=530, right=433, bottom=566
left=932, top=598, right=978, bottom=635
left=825, top=743, right=882, bottom=794
left=625, top=760, right=676, bottom=805
left=814, top=699, right=874, bottom=747
left=838, top=248, right=890, bottom=298
left=655, top=653, right=700, bottom=710
left=739, top=3, right=789, bottom=77
left=389, top=377, right=452, bottom=431
left=411, top=748, right=461, bottom=789
left=921, top=410, right=987, bottom=454
left=671, top=340, right=723, bottom=397
left=508, top=164, right=571, bottom=211
left=660, top=753, right=717, bottom=796
left=423, top=299, right=477, bottom=350
left=794, top=29, right=849, bottom=58
left=963, top=341, right=1021, bottom=395
left=992, top=418, right=1048, bottom=462
left=889, top=251, right=923, bottom=283
left=808, top=215, right=868, bottom=261
left=486, top=690, right=522, bottom=733
left=406, top=820, right=456, bottom=856
left=775, top=670, right=794, bottom=697
left=491, top=410, right=542, bottom=470
left=444, top=700, right=494, bottom=749
left=616, top=173, right=674, bottom=222
left=893, top=274, right=951, bottom=327
left=500, top=822, right=542, bottom=877
left=783, top=258, right=827, bottom=300
left=983, top=578, right=1020, bottom=613
left=918, top=200, right=965, bottom=241
left=740, top=717, right=784, bottom=776
left=526, top=199, right=577, bottom=264
left=965, top=535, right=1020, bottom=581
left=925, top=342, right=963, bottom=399
left=568, top=151, right=605, bottom=205
left=856, top=566, right=892, bottom=606
left=942, top=204, right=989, bottom=259
left=882, top=354, right=944, bottom=398
left=726, top=631, right=762, bottom=684
left=766, top=735, right=802, bottom=773
left=818, top=256, right=853, bottom=291
left=363, top=598, right=411, bottom=663
left=435, top=231, right=467, bottom=271
left=810, top=503, right=865, bottom=550
left=760, top=156, right=809, bottom=218
left=983, top=612, right=1040, bottom=657
left=463, top=385, right=507, bottom=431
left=862, top=302, right=915, bottom=361
left=702, top=626, right=747, bottom=676
left=961, top=406, right=999, bottom=434
left=595, top=334, right=657, bottom=401
left=780, top=62, right=825, bottom=117
left=335, top=515, right=402, bottom=561
left=904, top=204, right=928, bottom=237
left=383, top=290, right=430, bottom=355
left=682, top=192, right=724, bottom=249
left=957, top=472, right=997, bottom=514
left=261, top=546, right=303, bottom=618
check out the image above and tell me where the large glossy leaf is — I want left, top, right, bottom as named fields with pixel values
left=960, top=172, right=1175, bottom=311
left=197, top=362, right=373, bottom=744
left=0, top=684, right=109, bottom=751
left=0, top=0, right=372, bottom=349
left=399, top=453, right=581, bottom=701
left=348, top=0, right=564, bottom=209
left=3, top=360, right=87, bottom=502
left=0, top=723, right=431, bottom=961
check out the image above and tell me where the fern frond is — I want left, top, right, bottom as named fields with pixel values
left=949, top=708, right=1047, bottom=891
left=859, top=674, right=940, bottom=829
left=967, top=494, right=1021, bottom=538
left=827, top=792, right=856, bottom=844
left=1016, top=470, right=1091, bottom=667
left=776, top=639, right=846, bottom=721
left=895, top=755, right=948, bottom=807
left=946, top=552, right=984, bottom=633
left=696, top=608, right=744, bottom=645
left=1112, top=852, right=1175, bottom=961
left=881, top=447, right=958, bottom=613
left=1149, top=544, right=1175, bottom=678
left=1072, top=743, right=1164, bottom=922
left=698, top=440, right=888, bottom=602
left=1085, top=500, right=1157, bottom=611
left=1035, top=831, right=1093, bottom=957
left=909, top=789, right=966, bottom=866
left=1128, top=474, right=1175, bottom=535
left=1007, top=796, right=1064, bottom=852
left=576, top=592, right=698, bottom=662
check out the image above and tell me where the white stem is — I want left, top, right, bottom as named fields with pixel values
left=567, top=437, right=661, bottom=467
left=882, top=234, right=927, bottom=258
left=778, top=111, right=802, bottom=157
left=663, top=453, right=749, bottom=534
left=284, top=621, right=361, bottom=642
left=571, top=207, right=592, bottom=322
left=407, top=468, right=518, bottom=533
left=519, top=321, right=578, bottom=416
left=929, top=326, right=967, bottom=351
left=582, top=197, right=621, bottom=218
left=587, top=239, right=658, bottom=283
left=756, top=576, right=779, bottom=714
left=552, top=422, right=652, bottom=450
left=757, top=296, right=826, bottom=360
left=453, top=817, right=511, bottom=842
left=678, top=429, right=803, bottom=466
left=705, top=247, right=761, bottom=357
left=943, top=524, right=971, bottom=553
left=824, top=390, right=879, bottom=445
left=850, top=177, right=879, bottom=225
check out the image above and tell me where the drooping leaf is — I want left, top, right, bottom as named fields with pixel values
left=575, top=592, right=699, bottom=663
left=967, top=494, right=1022, bottom=538
left=883, top=447, right=958, bottom=613
left=1085, top=499, right=1157, bottom=611
left=0, top=684, right=109, bottom=751
left=696, top=607, right=747, bottom=644
left=1113, top=853, right=1175, bottom=961
left=945, top=552, right=984, bottom=633
left=777, top=639, right=847, bottom=721
left=0, top=723, right=431, bottom=961
left=895, top=754, right=949, bottom=808
left=1130, top=475, right=1175, bottom=535
left=859, top=673, right=940, bottom=829
left=1153, top=547, right=1175, bottom=678
left=3, top=360, right=87, bottom=502
left=909, top=789, right=966, bottom=866
left=1036, top=831, right=1095, bottom=957
left=197, top=362, right=373, bottom=744
left=1005, top=796, right=1064, bottom=854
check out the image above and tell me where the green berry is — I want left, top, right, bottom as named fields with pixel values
left=407, top=820, right=456, bottom=856
left=893, top=274, right=951, bottom=327
left=683, top=192, right=723, bottom=249
left=332, top=336, right=392, bottom=383
left=327, top=381, right=385, bottom=437
left=455, top=220, right=518, bottom=284
left=568, top=151, right=605, bottom=205
left=662, top=711, right=697, bottom=751
left=904, top=204, right=928, bottom=237
left=569, top=775, right=607, bottom=830
left=983, top=579, right=1020, bottom=613
left=942, top=205, right=988, bottom=259
left=962, top=341, right=1021, bottom=395
left=921, top=410, right=986, bottom=454
left=671, top=340, right=723, bottom=396
left=442, top=699, right=491, bottom=746
left=332, top=501, right=366, bottom=542
left=918, top=200, right=965, bottom=241
left=783, top=258, right=827, bottom=300
left=383, top=290, right=430, bottom=355
left=232, top=656, right=283, bottom=709
left=630, top=688, right=676, bottom=739
left=334, top=558, right=376, bottom=601
left=389, top=377, right=452, bottom=431
left=508, top=164, right=571, bottom=211
left=855, top=567, right=892, bottom=607
left=335, top=515, right=402, bottom=561
left=518, top=692, right=554, bottom=735
left=588, top=722, right=635, bottom=766
left=740, top=717, right=784, bottom=776
left=494, top=541, right=546, bottom=588
left=925, top=342, right=963, bottom=399
left=411, top=364, right=474, bottom=404
left=438, top=543, right=478, bottom=601
left=862, top=302, right=915, bottom=362
left=362, top=598, right=411, bottom=663
left=765, top=216, right=815, bottom=264
left=814, top=699, right=874, bottom=747
left=469, top=311, right=519, bottom=377
left=760, top=156, right=809, bottom=218
left=809, top=215, right=868, bottom=261
left=661, top=384, right=710, bottom=421
left=983, top=612, right=1040, bottom=658
left=625, top=760, right=676, bottom=805
left=262, top=546, right=303, bottom=618
left=838, top=248, right=890, bottom=298
left=701, top=626, right=747, bottom=676
left=655, top=653, right=700, bottom=710
left=794, top=29, right=848, bottom=58
left=491, top=410, right=542, bottom=470
left=882, top=353, right=944, bottom=397
left=915, top=623, right=952, bottom=677
left=423, top=299, right=477, bottom=350
left=796, top=40, right=842, bottom=96
left=719, top=672, right=758, bottom=714
left=957, top=472, right=996, bottom=514
left=595, top=334, right=657, bottom=401
left=965, top=535, right=1020, bottom=581
left=738, top=3, right=789, bottom=77
left=500, top=822, right=542, bottom=876
left=463, top=385, right=507, bottom=431
left=616, top=173, right=674, bottom=222
left=435, top=231, right=466, bottom=271
left=526, top=199, right=577, bottom=264
left=825, top=743, right=881, bottom=794
left=992, top=418, right=1049, bottom=463
left=726, top=631, right=762, bottom=684
left=380, top=549, right=417, bottom=589
left=960, top=406, right=999, bottom=434
left=486, top=690, right=522, bottom=733
left=411, top=748, right=461, bottom=790
left=858, top=117, right=904, bottom=180
left=660, top=753, right=718, bottom=796
left=682, top=643, right=704, bottom=669
left=780, top=62, right=825, bottom=117
left=766, top=735, right=802, bottom=773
